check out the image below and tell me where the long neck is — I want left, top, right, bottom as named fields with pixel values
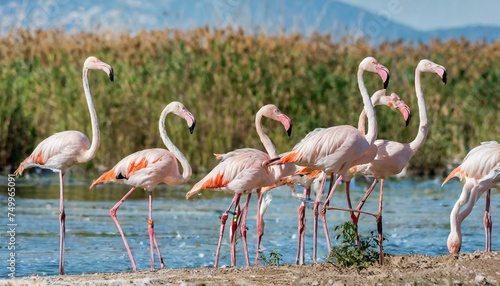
left=159, top=108, right=192, bottom=183
left=80, top=68, right=100, bottom=162
left=409, top=68, right=429, bottom=153
left=255, top=112, right=285, bottom=180
left=357, top=69, right=377, bottom=144
left=255, top=113, right=279, bottom=158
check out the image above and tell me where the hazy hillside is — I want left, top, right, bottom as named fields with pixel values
left=0, top=0, right=498, bottom=43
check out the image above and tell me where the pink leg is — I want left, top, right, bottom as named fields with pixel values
left=230, top=194, right=242, bottom=267
left=344, top=180, right=361, bottom=249
left=484, top=189, right=492, bottom=252
left=321, top=174, right=340, bottom=253
left=377, top=179, right=385, bottom=264
left=58, top=171, right=65, bottom=275
left=110, top=187, right=138, bottom=271
left=214, top=194, right=240, bottom=268
left=353, top=178, right=379, bottom=221
left=239, top=193, right=252, bottom=267
left=255, top=189, right=263, bottom=266
left=296, top=187, right=310, bottom=265
left=148, top=193, right=165, bottom=270
left=312, top=172, right=329, bottom=264
left=349, top=178, right=379, bottom=249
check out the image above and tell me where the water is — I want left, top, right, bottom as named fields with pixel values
left=0, top=172, right=498, bottom=277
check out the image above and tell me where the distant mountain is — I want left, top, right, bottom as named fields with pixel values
left=0, top=0, right=498, bottom=43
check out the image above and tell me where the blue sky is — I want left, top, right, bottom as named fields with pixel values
left=1, top=0, right=499, bottom=36
left=340, top=0, right=500, bottom=30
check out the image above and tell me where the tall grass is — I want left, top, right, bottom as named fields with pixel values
left=1, top=28, right=498, bottom=177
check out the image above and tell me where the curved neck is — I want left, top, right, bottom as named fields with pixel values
left=357, top=69, right=377, bottom=144
left=255, top=112, right=279, bottom=158
left=80, top=68, right=100, bottom=162
left=409, top=68, right=429, bottom=153
left=357, top=109, right=367, bottom=135
left=159, top=108, right=192, bottom=182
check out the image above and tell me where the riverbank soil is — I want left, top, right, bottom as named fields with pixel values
left=2, top=251, right=499, bottom=285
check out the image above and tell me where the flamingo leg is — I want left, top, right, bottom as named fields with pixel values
left=344, top=180, right=361, bottom=249
left=350, top=178, right=379, bottom=249
left=484, top=189, right=492, bottom=252
left=58, top=171, right=65, bottom=275
left=239, top=193, right=252, bottom=267
left=230, top=194, right=242, bottom=267
left=312, top=172, right=328, bottom=264
left=377, top=179, right=385, bottom=264
left=110, top=187, right=138, bottom=271
left=255, top=189, right=263, bottom=266
left=214, top=194, right=240, bottom=268
left=296, top=187, right=310, bottom=265
left=148, top=192, right=165, bottom=270
left=321, top=174, right=341, bottom=253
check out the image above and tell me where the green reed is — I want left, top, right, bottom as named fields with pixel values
left=1, top=28, right=498, bottom=177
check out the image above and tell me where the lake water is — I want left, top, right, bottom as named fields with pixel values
left=0, top=172, right=498, bottom=277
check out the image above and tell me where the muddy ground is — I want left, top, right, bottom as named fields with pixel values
left=2, top=251, right=499, bottom=285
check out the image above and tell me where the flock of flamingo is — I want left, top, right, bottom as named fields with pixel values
left=13, top=56, right=499, bottom=275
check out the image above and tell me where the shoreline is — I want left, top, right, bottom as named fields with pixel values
left=2, top=252, right=499, bottom=285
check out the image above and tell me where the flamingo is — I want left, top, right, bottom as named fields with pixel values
left=323, top=59, right=447, bottom=263
left=258, top=90, right=411, bottom=264
left=13, top=56, right=113, bottom=275
left=264, top=56, right=390, bottom=264
left=185, top=104, right=292, bottom=268
left=89, top=101, right=196, bottom=271
left=442, top=141, right=500, bottom=253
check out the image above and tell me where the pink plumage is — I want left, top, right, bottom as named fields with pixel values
left=443, top=141, right=500, bottom=254
left=13, top=56, right=114, bottom=275
left=90, top=101, right=196, bottom=271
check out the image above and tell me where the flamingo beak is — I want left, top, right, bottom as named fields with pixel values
left=436, top=66, right=447, bottom=85
left=108, top=67, right=114, bottom=82
left=376, top=65, right=390, bottom=89
left=189, top=120, right=196, bottom=134
left=397, top=101, right=412, bottom=127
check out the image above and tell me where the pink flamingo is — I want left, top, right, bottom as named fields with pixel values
left=442, top=141, right=500, bottom=253
left=264, top=56, right=390, bottom=264
left=259, top=90, right=411, bottom=264
left=14, top=56, right=113, bottom=275
left=185, top=104, right=292, bottom=268
left=323, top=59, right=447, bottom=263
left=89, top=101, right=196, bottom=271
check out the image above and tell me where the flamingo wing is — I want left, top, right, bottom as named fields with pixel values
left=186, top=148, right=272, bottom=198
left=90, top=148, right=181, bottom=190
left=283, top=126, right=369, bottom=174
left=15, top=131, right=90, bottom=175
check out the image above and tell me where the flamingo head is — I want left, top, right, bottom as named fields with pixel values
left=447, top=231, right=462, bottom=254
left=84, top=56, right=114, bottom=82
left=259, top=104, right=293, bottom=137
left=168, top=101, right=196, bottom=134
left=386, top=92, right=412, bottom=127
left=359, top=56, right=390, bottom=89
left=417, top=59, right=447, bottom=85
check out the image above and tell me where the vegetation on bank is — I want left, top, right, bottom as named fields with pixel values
left=1, top=28, right=498, bottom=176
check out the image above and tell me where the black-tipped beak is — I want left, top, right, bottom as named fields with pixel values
left=405, top=112, right=412, bottom=127
left=383, top=73, right=390, bottom=89
left=287, top=124, right=293, bottom=137
left=442, top=70, right=447, bottom=85
left=189, top=120, right=196, bottom=134
left=109, top=68, right=114, bottom=82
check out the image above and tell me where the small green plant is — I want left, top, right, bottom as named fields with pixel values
left=260, top=248, right=283, bottom=266
left=326, top=221, right=380, bottom=270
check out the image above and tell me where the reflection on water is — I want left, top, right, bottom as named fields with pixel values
left=0, top=172, right=498, bottom=277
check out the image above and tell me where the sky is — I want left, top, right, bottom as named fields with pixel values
left=339, top=0, right=500, bottom=31
left=1, top=0, right=499, bottom=36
